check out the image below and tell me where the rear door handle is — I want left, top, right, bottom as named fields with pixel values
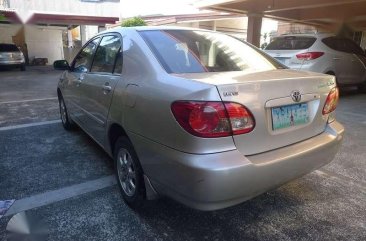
left=76, top=79, right=82, bottom=86
left=102, top=84, right=112, bottom=93
left=76, top=75, right=84, bottom=86
left=333, top=57, right=341, bottom=60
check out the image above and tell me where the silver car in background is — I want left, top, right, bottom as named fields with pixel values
left=0, top=43, right=26, bottom=71
left=265, top=34, right=366, bottom=90
left=56, top=27, right=344, bottom=211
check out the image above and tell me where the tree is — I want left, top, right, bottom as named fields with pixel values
left=121, top=17, right=146, bottom=27
left=0, top=14, right=6, bottom=21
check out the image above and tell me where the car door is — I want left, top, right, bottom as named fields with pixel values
left=343, top=39, right=366, bottom=85
left=327, top=38, right=363, bottom=85
left=65, top=37, right=101, bottom=123
left=77, top=34, right=122, bottom=144
left=324, top=37, right=356, bottom=85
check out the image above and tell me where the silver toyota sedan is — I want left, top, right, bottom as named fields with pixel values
left=55, top=27, right=344, bottom=211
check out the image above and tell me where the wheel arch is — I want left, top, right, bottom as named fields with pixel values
left=108, top=123, right=130, bottom=156
left=325, top=70, right=335, bottom=76
left=108, top=122, right=159, bottom=200
left=57, top=88, right=63, bottom=98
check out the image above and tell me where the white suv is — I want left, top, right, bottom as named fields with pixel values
left=265, top=34, right=366, bottom=90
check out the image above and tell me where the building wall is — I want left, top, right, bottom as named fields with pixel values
left=162, top=17, right=248, bottom=40
left=0, top=24, right=21, bottom=43
left=9, top=0, right=120, bottom=20
left=199, top=17, right=247, bottom=40
left=25, top=25, right=65, bottom=64
left=277, top=22, right=317, bottom=35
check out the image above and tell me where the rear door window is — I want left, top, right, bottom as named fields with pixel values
left=72, top=38, right=100, bottom=73
left=91, top=35, right=122, bottom=74
left=322, top=37, right=364, bottom=55
left=343, top=39, right=365, bottom=55
left=266, top=36, right=316, bottom=50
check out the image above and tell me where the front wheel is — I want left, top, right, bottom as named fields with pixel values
left=114, top=137, right=146, bottom=209
left=58, top=95, right=75, bottom=130
left=20, top=64, right=26, bottom=71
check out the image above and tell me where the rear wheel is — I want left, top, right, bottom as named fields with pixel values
left=114, top=137, right=145, bottom=209
left=58, top=95, right=75, bottom=130
left=357, top=82, right=366, bottom=93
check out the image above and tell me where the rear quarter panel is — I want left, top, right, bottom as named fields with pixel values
left=107, top=29, right=236, bottom=156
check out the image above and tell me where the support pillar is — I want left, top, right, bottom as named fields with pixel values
left=80, top=25, right=87, bottom=45
left=247, top=13, right=263, bottom=47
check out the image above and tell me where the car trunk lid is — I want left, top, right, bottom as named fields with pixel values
left=176, top=69, right=336, bottom=155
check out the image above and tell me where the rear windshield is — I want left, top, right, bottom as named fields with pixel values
left=0, top=44, right=20, bottom=52
left=139, top=30, right=279, bottom=74
left=266, top=36, right=316, bottom=50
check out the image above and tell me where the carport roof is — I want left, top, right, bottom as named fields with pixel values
left=1, top=10, right=118, bottom=26
left=0, top=9, right=22, bottom=24
left=195, top=0, right=366, bottom=30
left=26, top=12, right=119, bottom=26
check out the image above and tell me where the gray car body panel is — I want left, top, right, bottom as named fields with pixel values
left=58, top=27, right=344, bottom=210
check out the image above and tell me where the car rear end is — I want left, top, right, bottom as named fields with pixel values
left=161, top=70, right=343, bottom=210
left=0, top=44, right=26, bottom=70
left=135, top=28, right=344, bottom=210
left=265, top=35, right=330, bottom=72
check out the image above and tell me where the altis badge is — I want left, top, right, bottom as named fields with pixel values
left=223, top=91, right=239, bottom=97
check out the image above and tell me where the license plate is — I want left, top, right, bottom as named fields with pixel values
left=274, top=57, right=289, bottom=65
left=271, top=103, right=309, bottom=130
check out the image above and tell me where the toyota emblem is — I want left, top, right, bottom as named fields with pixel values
left=291, top=90, right=301, bottom=102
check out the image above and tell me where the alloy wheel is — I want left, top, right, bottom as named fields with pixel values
left=117, top=149, right=137, bottom=197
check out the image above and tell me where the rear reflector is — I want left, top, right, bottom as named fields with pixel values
left=296, top=52, right=324, bottom=60
left=322, top=87, right=339, bottom=115
left=171, top=101, right=255, bottom=138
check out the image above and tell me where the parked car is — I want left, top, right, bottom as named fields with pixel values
left=55, top=27, right=344, bottom=211
left=265, top=34, right=366, bottom=91
left=0, top=43, right=26, bottom=71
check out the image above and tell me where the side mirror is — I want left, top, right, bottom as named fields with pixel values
left=53, top=60, right=70, bottom=70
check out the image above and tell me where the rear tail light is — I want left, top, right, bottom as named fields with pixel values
left=171, top=101, right=255, bottom=138
left=296, top=52, right=324, bottom=60
left=322, top=87, right=339, bottom=115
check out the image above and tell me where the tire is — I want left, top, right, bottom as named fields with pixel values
left=20, top=64, right=26, bottom=71
left=357, top=82, right=366, bottom=93
left=114, top=136, right=145, bottom=209
left=58, top=95, right=75, bottom=130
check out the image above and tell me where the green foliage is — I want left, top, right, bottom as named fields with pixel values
left=0, top=14, right=6, bottom=21
left=260, top=42, right=268, bottom=49
left=121, top=17, right=146, bottom=27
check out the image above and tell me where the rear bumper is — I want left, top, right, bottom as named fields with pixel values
left=131, top=121, right=344, bottom=211
left=0, top=60, right=25, bottom=65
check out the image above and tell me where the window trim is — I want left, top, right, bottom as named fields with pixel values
left=70, top=36, right=102, bottom=73
left=89, top=33, right=123, bottom=76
